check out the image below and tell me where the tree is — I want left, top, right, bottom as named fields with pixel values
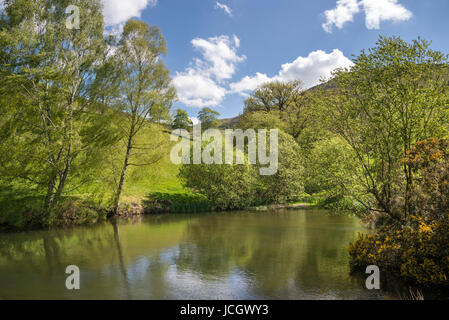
left=349, top=138, right=449, bottom=287
left=324, top=36, right=449, bottom=219
left=403, top=138, right=449, bottom=219
left=238, top=110, right=287, bottom=132
left=172, top=109, right=192, bottom=130
left=256, top=130, right=304, bottom=204
left=179, top=130, right=304, bottom=208
left=282, top=90, right=314, bottom=140
left=243, top=80, right=315, bottom=141
left=244, top=80, right=302, bottom=113
left=112, top=19, right=176, bottom=216
left=0, top=0, right=111, bottom=217
left=198, top=107, right=220, bottom=129
left=304, top=136, right=369, bottom=211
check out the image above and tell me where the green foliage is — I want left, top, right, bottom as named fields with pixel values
left=178, top=130, right=304, bottom=210
left=325, top=36, right=449, bottom=218
left=110, top=18, right=176, bottom=215
left=303, top=137, right=372, bottom=213
left=256, top=131, right=305, bottom=204
left=242, top=80, right=316, bottom=141
left=0, top=0, right=114, bottom=219
left=179, top=155, right=259, bottom=211
left=0, top=2, right=178, bottom=226
left=198, top=107, right=220, bottom=129
left=349, top=138, right=449, bottom=286
left=172, top=109, right=192, bottom=130
left=244, top=80, right=302, bottom=113
left=142, top=192, right=211, bottom=214
left=349, top=216, right=449, bottom=287
left=238, top=110, right=288, bottom=132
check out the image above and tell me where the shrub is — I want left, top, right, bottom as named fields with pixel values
left=142, top=192, right=211, bottom=213
left=52, top=199, right=108, bottom=226
left=178, top=130, right=304, bottom=210
left=349, top=138, right=449, bottom=287
left=349, top=216, right=449, bottom=286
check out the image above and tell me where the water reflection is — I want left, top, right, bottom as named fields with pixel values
left=0, top=210, right=384, bottom=300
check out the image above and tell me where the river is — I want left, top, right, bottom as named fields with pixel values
left=0, top=209, right=390, bottom=300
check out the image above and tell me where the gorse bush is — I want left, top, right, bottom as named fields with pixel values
left=403, top=138, right=449, bottom=219
left=349, top=216, right=449, bottom=286
left=349, top=138, right=449, bottom=286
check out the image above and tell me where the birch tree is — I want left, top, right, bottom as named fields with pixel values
left=112, top=19, right=175, bottom=216
left=0, top=0, right=111, bottom=218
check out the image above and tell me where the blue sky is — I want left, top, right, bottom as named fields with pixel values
left=100, top=0, right=449, bottom=120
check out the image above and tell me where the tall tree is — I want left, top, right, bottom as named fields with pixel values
left=243, top=80, right=314, bottom=140
left=172, top=108, right=192, bottom=130
left=0, top=0, right=109, bottom=217
left=198, top=107, right=220, bottom=129
left=324, top=36, right=449, bottom=219
left=112, top=19, right=176, bottom=216
left=244, top=80, right=302, bottom=113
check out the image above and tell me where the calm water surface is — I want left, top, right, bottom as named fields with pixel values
left=0, top=210, right=387, bottom=300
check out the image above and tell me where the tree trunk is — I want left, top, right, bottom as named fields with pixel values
left=113, top=128, right=134, bottom=216
left=55, top=141, right=72, bottom=202
left=44, top=173, right=58, bottom=213
left=51, top=101, right=75, bottom=209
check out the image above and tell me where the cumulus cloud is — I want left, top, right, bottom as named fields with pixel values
left=173, top=70, right=227, bottom=108
left=322, top=0, right=361, bottom=33
left=215, top=2, right=233, bottom=17
left=101, top=0, right=157, bottom=26
left=277, top=49, right=353, bottom=86
left=229, top=73, right=272, bottom=96
left=322, top=0, right=412, bottom=32
left=363, top=0, right=413, bottom=29
left=230, top=49, right=353, bottom=95
left=173, top=35, right=245, bottom=107
left=191, top=35, right=246, bottom=81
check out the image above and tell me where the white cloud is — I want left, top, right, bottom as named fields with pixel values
left=277, top=49, right=353, bottom=87
left=191, top=35, right=246, bottom=81
left=173, top=70, right=227, bottom=108
left=362, top=0, right=412, bottom=30
left=322, top=0, right=360, bottom=33
left=101, top=0, right=157, bottom=26
left=322, top=0, right=412, bottom=32
left=173, top=35, right=245, bottom=107
left=229, top=73, right=272, bottom=96
left=233, top=35, right=240, bottom=48
left=231, top=49, right=353, bottom=95
left=215, top=2, right=233, bottom=17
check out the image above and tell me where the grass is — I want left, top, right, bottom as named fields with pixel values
left=0, top=125, right=193, bottom=228
left=121, top=151, right=187, bottom=203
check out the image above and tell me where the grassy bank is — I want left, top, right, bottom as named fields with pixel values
left=0, top=126, right=193, bottom=230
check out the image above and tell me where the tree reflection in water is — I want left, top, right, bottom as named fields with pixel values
left=0, top=210, right=385, bottom=299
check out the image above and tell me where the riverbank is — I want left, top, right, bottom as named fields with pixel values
left=0, top=191, right=319, bottom=232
